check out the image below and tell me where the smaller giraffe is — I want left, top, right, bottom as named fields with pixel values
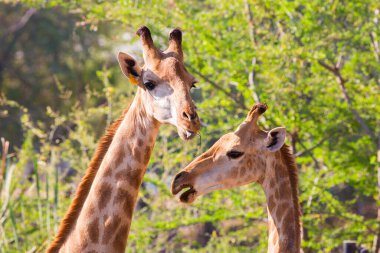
left=172, top=103, right=301, bottom=253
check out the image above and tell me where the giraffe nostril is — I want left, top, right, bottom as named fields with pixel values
left=182, top=111, right=197, bottom=121
left=182, top=112, right=189, bottom=120
left=174, top=171, right=186, bottom=182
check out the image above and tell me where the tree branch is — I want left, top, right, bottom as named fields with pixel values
left=243, top=0, right=263, bottom=106
left=248, top=57, right=261, bottom=103
left=185, top=64, right=248, bottom=110
left=370, top=32, right=379, bottom=62
left=318, top=60, right=375, bottom=140
left=0, top=8, right=37, bottom=89
left=295, top=136, right=328, bottom=157
left=1, top=8, right=37, bottom=40
left=0, top=138, right=9, bottom=184
left=243, top=0, right=257, bottom=48
left=376, top=131, right=380, bottom=253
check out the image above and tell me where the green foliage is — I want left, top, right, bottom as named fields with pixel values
left=0, top=0, right=379, bottom=252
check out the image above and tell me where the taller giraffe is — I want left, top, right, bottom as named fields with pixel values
left=172, top=103, right=301, bottom=253
left=47, top=26, right=201, bottom=253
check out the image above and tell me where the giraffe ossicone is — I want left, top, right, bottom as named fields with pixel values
left=47, top=26, right=201, bottom=253
left=172, top=103, right=301, bottom=253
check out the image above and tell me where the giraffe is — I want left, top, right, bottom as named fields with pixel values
left=171, top=103, right=301, bottom=253
left=46, top=26, right=201, bottom=253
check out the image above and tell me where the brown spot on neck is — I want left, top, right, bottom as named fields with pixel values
left=140, top=126, right=147, bottom=136
left=96, top=183, right=113, bottom=211
left=103, top=166, right=113, bottom=178
left=113, top=144, right=125, bottom=166
left=114, top=165, right=145, bottom=190
left=143, top=145, right=153, bottom=164
left=132, top=146, right=142, bottom=163
left=113, top=183, right=139, bottom=218
left=83, top=202, right=97, bottom=219
left=113, top=225, right=129, bottom=252
left=137, top=138, right=144, bottom=147
left=88, top=219, right=99, bottom=243
left=102, top=215, right=121, bottom=244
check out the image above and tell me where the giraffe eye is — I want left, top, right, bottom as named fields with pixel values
left=143, top=81, right=155, bottom=91
left=226, top=150, right=244, bottom=159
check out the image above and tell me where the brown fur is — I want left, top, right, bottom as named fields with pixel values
left=127, top=168, right=144, bottom=189
left=267, top=195, right=276, bottom=210
left=96, top=183, right=112, bottom=210
left=46, top=108, right=129, bottom=253
left=113, top=225, right=129, bottom=252
left=103, top=166, right=113, bottom=178
left=279, top=144, right=301, bottom=251
left=143, top=145, right=152, bottom=164
left=114, top=168, right=130, bottom=182
left=133, top=147, right=142, bottom=163
left=88, top=219, right=100, bottom=243
left=114, top=144, right=125, bottom=166
left=83, top=203, right=96, bottom=219
left=122, top=189, right=137, bottom=218
left=102, top=215, right=121, bottom=244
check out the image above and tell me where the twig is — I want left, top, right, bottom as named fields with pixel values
left=376, top=131, right=380, bottom=253
left=243, top=0, right=257, bottom=48
left=0, top=138, right=9, bottom=183
left=295, top=136, right=328, bottom=157
left=248, top=57, right=261, bottom=104
left=296, top=138, right=325, bottom=208
left=297, top=138, right=321, bottom=170
left=2, top=8, right=37, bottom=40
left=0, top=8, right=37, bottom=89
left=318, top=59, right=375, bottom=140
left=243, top=0, right=263, bottom=106
left=185, top=64, right=248, bottom=110
left=370, top=32, right=379, bottom=62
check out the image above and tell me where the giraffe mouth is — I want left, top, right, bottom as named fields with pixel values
left=178, top=127, right=196, bottom=140
left=173, top=184, right=197, bottom=203
left=174, top=184, right=223, bottom=204
left=179, top=188, right=197, bottom=203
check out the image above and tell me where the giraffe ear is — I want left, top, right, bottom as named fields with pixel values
left=117, top=52, right=142, bottom=87
left=265, top=127, right=286, bottom=152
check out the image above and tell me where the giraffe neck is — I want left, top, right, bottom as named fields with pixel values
left=262, top=151, right=301, bottom=253
left=62, top=89, right=160, bottom=253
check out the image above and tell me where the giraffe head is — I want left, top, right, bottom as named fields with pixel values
left=172, top=103, right=286, bottom=203
left=117, top=26, right=200, bottom=140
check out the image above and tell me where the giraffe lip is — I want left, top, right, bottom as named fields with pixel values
left=186, top=130, right=195, bottom=139
left=172, top=183, right=192, bottom=195
left=172, top=183, right=197, bottom=203
left=178, top=127, right=197, bottom=140
left=179, top=187, right=197, bottom=203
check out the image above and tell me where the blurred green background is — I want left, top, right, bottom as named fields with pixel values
left=0, top=0, right=379, bottom=252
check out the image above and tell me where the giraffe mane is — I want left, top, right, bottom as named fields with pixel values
left=46, top=107, right=129, bottom=253
left=279, top=144, right=302, bottom=249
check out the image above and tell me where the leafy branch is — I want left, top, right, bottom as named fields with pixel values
left=318, top=58, right=375, bottom=140
left=185, top=64, right=248, bottom=110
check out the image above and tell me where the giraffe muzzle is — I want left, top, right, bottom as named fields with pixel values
left=171, top=172, right=197, bottom=203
